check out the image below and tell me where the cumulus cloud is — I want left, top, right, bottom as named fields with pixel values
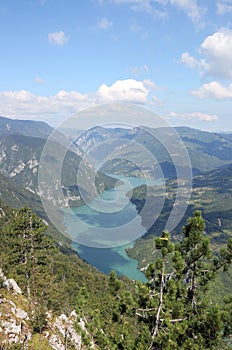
left=96, top=17, right=113, bottom=29
left=48, top=31, right=69, bottom=46
left=0, top=79, right=159, bottom=124
left=180, top=52, right=207, bottom=70
left=169, top=111, right=218, bottom=122
left=96, top=79, right=156, bottom=103
left=200, top=29, right=232, bottom=79
left=191, top=81, right=232, bottom=100
left=181, top=28, right=232, bottom=80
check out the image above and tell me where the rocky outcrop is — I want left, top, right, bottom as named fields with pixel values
left=0, top=270, right=94, bottom=349
left=0, top=269, right=22, bottom=294
left=45, top=311, right=83, bottom=350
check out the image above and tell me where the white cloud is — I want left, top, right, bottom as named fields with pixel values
left=0, top=79, right=159, bottom=124
left=169, top=111, right=218, bottom=122
left=200, top=29, right=232, bottom=80
left=181, top=28, right=232, bottom=80
left=0, top=90, right=90, bottom=124
left=96, top=79, right=156, bottom=103
left=180, top=52, right=207, bottom=70
left=217, top=0, right=232, bottom=15
left=96, top=17, right=113, bottom=29
left=191, top=81, right=232, bottom=100
left=48, top=31, right=69, bottom=46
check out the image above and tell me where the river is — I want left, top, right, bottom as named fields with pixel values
left=64, top=175, right=161, bottom=282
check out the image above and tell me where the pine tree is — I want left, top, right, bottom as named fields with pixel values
left=137, top=211, right=232, bottom=349
left=1, top=206, right=56, bottom=304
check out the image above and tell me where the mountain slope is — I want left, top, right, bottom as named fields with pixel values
left=0, top=133, right=116, bottom=199
left=77, top=126, right=232, bottom=177
left=127, top=164, right=232, bottom=267
left=0, top=115, right=53, bottom=138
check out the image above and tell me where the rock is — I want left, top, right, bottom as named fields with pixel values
left=0, top=269, right=22, bottom=294
left=15, top=308, right=28, bottom=320
left=4, top=279, right=22, bottom=294
left=46, top=311, right=83, bottom=350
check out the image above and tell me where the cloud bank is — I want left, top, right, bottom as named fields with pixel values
left=0, top=79, right=158, bottom=125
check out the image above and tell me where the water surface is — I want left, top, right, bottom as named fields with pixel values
left=65, top=174, right=161, bottom=281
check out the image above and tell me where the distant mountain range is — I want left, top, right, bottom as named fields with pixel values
left=73, top=125, right=232, bottom=177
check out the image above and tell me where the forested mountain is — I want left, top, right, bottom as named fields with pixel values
left=79, top=125, right=232, bottom=176
left=128, top=164, right=232, bottom=271
left=0, top=115, right=52, bottom=138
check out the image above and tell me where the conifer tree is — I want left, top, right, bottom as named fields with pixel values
left=138, top=211, right=232, bottom=349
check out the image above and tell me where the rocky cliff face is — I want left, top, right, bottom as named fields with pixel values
left=0, top=270, right=93, bottom=349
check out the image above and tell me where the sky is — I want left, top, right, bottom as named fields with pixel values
left=1, top=0, right=232, bottom=131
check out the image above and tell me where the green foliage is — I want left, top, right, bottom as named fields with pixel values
left=137, top=211, right=232, bottom=349
left=30, top=303, right=48, bottom=333
left=28, top=334, right=53, bottom=349
left=109, top=270, right=121, bottom=295
left=1, top=205, right=231, bottom=349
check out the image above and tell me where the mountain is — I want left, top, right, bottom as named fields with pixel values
left=0, top=133, right=116, bottom=202
left=75, top=125, right=232, bottom=177
left=0, top=133, right=46, bottom=193
left=0, top=115, right=53, bottom=138
left=0, top=171, right=75, bottom=247
left=0, top=121, right=117, bottom=246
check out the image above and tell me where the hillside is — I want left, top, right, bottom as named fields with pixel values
left=78, top=125, right=232, bottom=176
left=127, top=164, right=232, bottom=267
left=0, top=133, right=116, bottom=202
left=0, top=115, right=52, bottom=139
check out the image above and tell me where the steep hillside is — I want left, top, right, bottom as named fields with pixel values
left=0, top=133, right=116, bottom=200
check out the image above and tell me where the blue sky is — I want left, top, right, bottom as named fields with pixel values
left=1, top=0, right=232, bottom=131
